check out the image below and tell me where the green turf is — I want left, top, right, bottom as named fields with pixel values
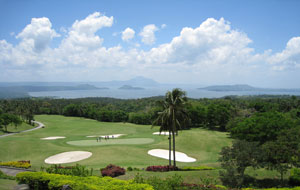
left=0, top=122, right=36, bottom=135
left=0, top=179, right=17, bottom=190
left=0, top=115, right=286, bottom=183
left=0, top=115, right=231, bottom=170
left=67, top=138, right=155, bottom=146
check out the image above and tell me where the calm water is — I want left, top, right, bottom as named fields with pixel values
left=28, top=88, right=300, bottom=99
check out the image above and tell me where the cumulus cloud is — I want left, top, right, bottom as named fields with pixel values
left=139, top=24, right=158, bottom=45
left=16, top=17, right=59, bottom=52
left=147, top=18, right=254, bottom=67
left=268, top=37, right=300, bottom=70
left=161, top=24, right=167, bottom=29
left=1, top=14, right=300, bottom=87
left=60, top=12, right=113, bottom=51
left=122, top=27, right=135, bottom=41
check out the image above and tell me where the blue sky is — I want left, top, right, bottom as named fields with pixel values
left=0, top=0, right=300, bottom=88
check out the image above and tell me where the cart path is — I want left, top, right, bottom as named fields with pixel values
left=0, top=121, right=44, bottom=138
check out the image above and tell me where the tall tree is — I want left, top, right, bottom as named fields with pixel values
left=153, top=88, right=190, bottom=167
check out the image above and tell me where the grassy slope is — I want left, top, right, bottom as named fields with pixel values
left=0, top=115, right=284, bottom=183
left=0, top=179, right=17, bottom=190
left=0, top=122, right=35, bottom=135
left=1, top=115, right=280, bottom=184
left=0, top=115, right=231, bottom=169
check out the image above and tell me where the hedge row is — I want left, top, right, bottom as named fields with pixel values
left=263, top=187, right=300, bottom=190
left=180, top=166, right=215, bottom=171
left=0, top=161, right=31, bottom=168
left=41, top=164, right=93, bottom=177
left=16, top=171, right=153, bottom=190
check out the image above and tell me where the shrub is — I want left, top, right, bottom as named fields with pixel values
left=180, top=166, right=215, bottom=171
left=16, top=171, right=153, bottom=190
left=0, top=161, right=31, bottom=168
left=290, top=168, right=300, bottom=186
left=41, top=164, right=93, bottom=177
left=100, top=164, right=126, bottom=177
left=127, top=166, right=140, bottom=171
left=134, top=173, right=183, bottom=190
left=146, top=165, right=178, bottom=172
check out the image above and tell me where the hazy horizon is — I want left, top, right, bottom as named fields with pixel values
left=1, top=0, right=300, bottom=88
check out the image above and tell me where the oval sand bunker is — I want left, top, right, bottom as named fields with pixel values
left=45, top=151, right=92, bottom=164
left=41, top=136, right=66, bottom=140
left=148, top=149, right=196, bottom=162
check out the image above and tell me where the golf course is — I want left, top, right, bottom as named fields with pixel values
left=0, top=115, right=234, bottom=182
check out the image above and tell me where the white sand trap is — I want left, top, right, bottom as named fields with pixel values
left=86, top=134, right=125, bottom=138
left=41, top=136, right=66, bottom=140
left=153, top=131, right=170, bottom=135
left=45, top=151, right=92, bottom=164
left=148, top=149, right=196, bottom=162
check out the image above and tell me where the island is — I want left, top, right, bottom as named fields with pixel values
left=118, top=85, right=145, bottom=90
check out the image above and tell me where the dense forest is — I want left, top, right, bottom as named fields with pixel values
left=1, top=95, right=300, bottom=131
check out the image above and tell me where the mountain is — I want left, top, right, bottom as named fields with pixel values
left=199, top=84, right=300, bottom=92
left=118, top=85, right=144, bottom=90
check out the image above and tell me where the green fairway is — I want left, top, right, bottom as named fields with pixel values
left=67, top=138, right=155, bottom=146
left=0, top=122, right=36, bottom=135
left=0, top=179, right=17, bottom=190
left=0, top=115, right=233, bottom=183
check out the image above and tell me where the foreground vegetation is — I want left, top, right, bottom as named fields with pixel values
left=1, top=94, right=300, bottom=189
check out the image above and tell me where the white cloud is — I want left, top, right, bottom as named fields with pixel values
left=268, top=37, right=300, bottom=70
left=1, top=14, right=300, bottom=87
left=16, top=17, right=59, bottom=52
left=139, top=24, right=158, bottom=45
left=161, top=24, right=167, bottom=29
left=60, top=12, right=113, bottom=51
left=147, top=18, right=254, bottom=67
left=122, top=27, right=135, bottom=41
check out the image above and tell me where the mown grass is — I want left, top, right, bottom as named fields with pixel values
left=0, top=179, right=17, bottom=190
left=0, top=122, right=35, bottom=135
left=0, top=115, right=283, bottom=185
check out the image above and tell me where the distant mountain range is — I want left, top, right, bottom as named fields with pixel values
left=199, top=84, right=300, bottom=92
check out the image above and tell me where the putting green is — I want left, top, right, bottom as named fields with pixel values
left=67, top=138, right=154, bottom=146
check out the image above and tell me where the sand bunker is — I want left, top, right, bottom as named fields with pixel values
left=45, top=151, right=92, bottom=164
left=86, top=134, right=125, bottom=138
left=148, top=149, right=196, bottom=162
left=41, top=136, right=66, bottom=140
left=153, top=131, right=170, bottom=135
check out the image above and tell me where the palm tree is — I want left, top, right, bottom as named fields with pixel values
left=153, top=88, right=190, bottom=167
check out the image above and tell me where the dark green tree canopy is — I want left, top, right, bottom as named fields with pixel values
left=228, top=111, right=296, bottom=144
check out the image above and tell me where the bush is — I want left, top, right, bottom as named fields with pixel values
left=180, top=166, right=215, bottom=171
left=146, top=165, right=178, bottom=172
left=0, top=160, right=31, bottom=168
left=290, top=168, right=300, bottom=186
left=16, top=171, right=153, bottom=190
left=134, top=173, right=226, bottom=190
left=127, top=166, right=140, bottom=171
left=134, top=173, right=183, bottom=190
left=41, top=164, right=93, bottom=177
left=100, top=164, right=126, bottom=177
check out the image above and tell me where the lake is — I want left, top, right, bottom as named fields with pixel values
left=28, top=88, right=300, bottom=99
